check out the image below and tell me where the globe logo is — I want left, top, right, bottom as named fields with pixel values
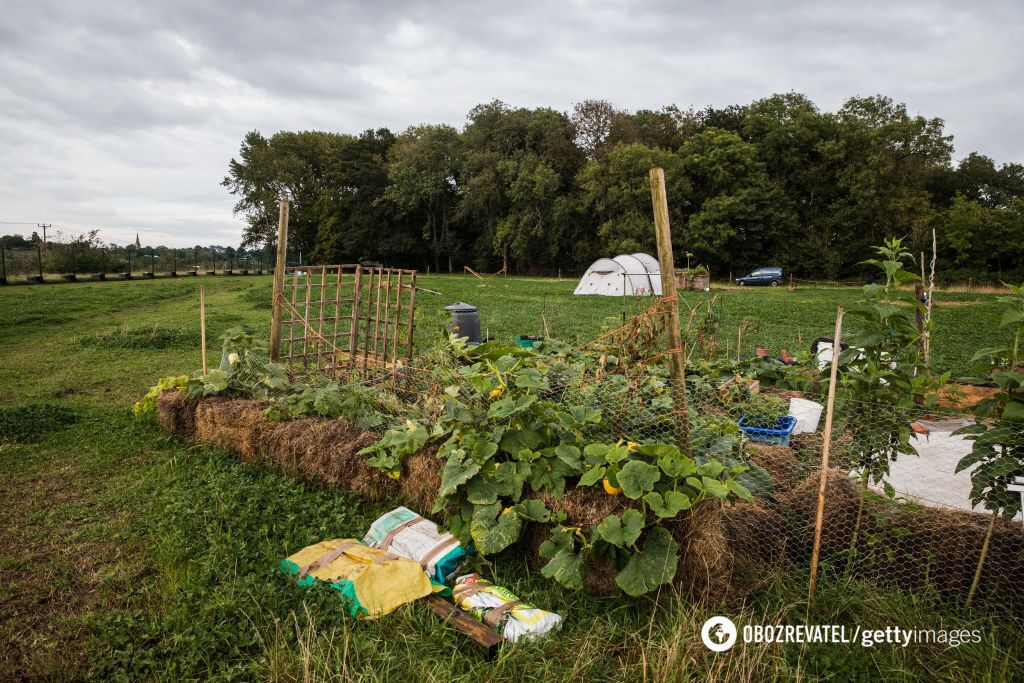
left=701, top=616, right=738, bottom=652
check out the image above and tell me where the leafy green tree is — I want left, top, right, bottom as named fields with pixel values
left=311, top=129, right=416, bottom=264
left=384, top=124, right=462, bottom=273
left=826, top=96, right=952, bottom=274
left=459, top=102, right=583, bottom=270
left=223, top=130, right=350, bottom=255
left=576, top=143, right=688, bottom=256
left=678, top=128, right=797, bottom=274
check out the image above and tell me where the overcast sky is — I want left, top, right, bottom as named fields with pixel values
left=1, top=0, right=1021, bottom=247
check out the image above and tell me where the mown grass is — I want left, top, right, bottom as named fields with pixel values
left=0, top=275, right=1021, bottom=681
left=241, top=275, right=1005, bottom=377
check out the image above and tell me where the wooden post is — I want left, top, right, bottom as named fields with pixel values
left=269, top=200, right=289, bottom=362
left=808, top=306, right=844, bottom=605
left=649, top=167, right=691, bottom=451
left=199, top=285, right=207, bottom=374
left=332, top=267, right=343, bottom=368
left=302, top=269, right=312, bottom=368
left=288, top=269, right=299, bottom=361
left=391, top=271, right=402, bottom=364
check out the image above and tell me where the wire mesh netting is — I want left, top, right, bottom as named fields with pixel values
left=209, top=282, right=1024, bottom=611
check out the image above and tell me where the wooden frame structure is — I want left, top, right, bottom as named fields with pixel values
left=272, top=264, right=417, bottom=374
left=269, top=200, right=418, bottom=374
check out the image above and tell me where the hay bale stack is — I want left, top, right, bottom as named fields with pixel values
left=156, top=390, right=199, bottom=437
left=779, top=468, right=862, bottom=558
left=779, top=468, right=1024, bottom=605
left=789, top=431, right=854, bottom=471
left=399, top=447, right=443, bottom=514
left=194, top=399, right=275, bottom=461
left=746, top=444, right=799, bottom=491
left=165, top=397, right=793, bottom=602
left=664, top=501, right=733, bottom=602
left=263, top=418, right=398, bottom=502
left=721, top=501, right=790, bottom=598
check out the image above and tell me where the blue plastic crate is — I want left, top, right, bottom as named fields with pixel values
left=738, top=415, right=797, bottom=446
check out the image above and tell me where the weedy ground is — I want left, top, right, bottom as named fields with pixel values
left=0, top=276, right=1020, bottom=681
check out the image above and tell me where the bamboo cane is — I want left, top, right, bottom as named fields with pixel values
left=808, top=306, right=844, bottom=605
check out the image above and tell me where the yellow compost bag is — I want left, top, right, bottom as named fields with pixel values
left=281, top=538, right=439, bottom=618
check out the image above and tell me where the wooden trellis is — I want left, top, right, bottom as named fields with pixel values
left=270, top=263, right=417, bottom=374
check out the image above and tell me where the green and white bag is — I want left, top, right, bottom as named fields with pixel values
left=362, top=507, right=469, bottom=584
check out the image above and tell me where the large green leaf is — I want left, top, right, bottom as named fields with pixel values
left=514, top=367, right=547, bottom=390
left=615, top=527, right=679, bottom=596
left=500, top=428, right=544, bottom=456
left=554, top=444, right=583, bottom=472
left=539, top=529, right=585, bottom=590
left=701, top=476, right=729, bottom=499
left=578, top=465, right=607, bottom=487
left=595, top=509, right=645, bottom=547
left=470, top=503, right=523, bottom=555
left=1002, top=400, right=1024, bottom=423
left=657, top=452, right=697, bottom=478
left=465, top=473, right=502, bottom=505
left=494, top=460, right=530, bottom=500
left=438, top=448, right=480, bottom=498
left=1000, top=308, right=1024, bottom=327
left=514, top=498, right=552, bottom=522
left=617, top=460, right=661, bottom=499
left=487, top=394, right=538, bottom=419
left=643, top=490, right=692, bottom=518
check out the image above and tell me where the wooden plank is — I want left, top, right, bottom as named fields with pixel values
left=269, top=200, right=289, bottom=361
left=423, top=595, right=503, bottom=660
left=392, top=270, right=402, bottom=365
left=363, top=268, right=375, bottom=373
left=332, top=267, right=343, bottom=368
left=199, top=285, right=207, bottom=374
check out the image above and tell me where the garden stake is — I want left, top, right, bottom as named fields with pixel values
left=808, top=305, right=844, bottom=606
left=200, top=285, right=207, bottom=375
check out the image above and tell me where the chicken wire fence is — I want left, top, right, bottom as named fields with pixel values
left=227, top=282, right=1024, bottom=611
left=237, top=354, right=1022, bottom=611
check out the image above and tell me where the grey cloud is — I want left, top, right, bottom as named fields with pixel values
left=0, top=0, right=1021, bottom=247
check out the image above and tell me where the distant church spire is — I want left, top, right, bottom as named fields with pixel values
left=135, top=233, right=141, bottom=249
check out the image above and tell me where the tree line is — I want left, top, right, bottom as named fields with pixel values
left=223, top=94, right=1024, bottom=282
left=0, top=230, right=265, bottom=276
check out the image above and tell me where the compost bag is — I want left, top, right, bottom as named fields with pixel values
left=281, top=538, right=440, bottom=618
left=452, top=573, right=562, bottom=642
left=363, top=507, right=469, bottom=583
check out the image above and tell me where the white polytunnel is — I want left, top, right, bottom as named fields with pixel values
left=573, top=253, right=662, bottom=296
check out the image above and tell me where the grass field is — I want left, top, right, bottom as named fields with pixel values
left=1, top=275, right=1021, bottom=681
